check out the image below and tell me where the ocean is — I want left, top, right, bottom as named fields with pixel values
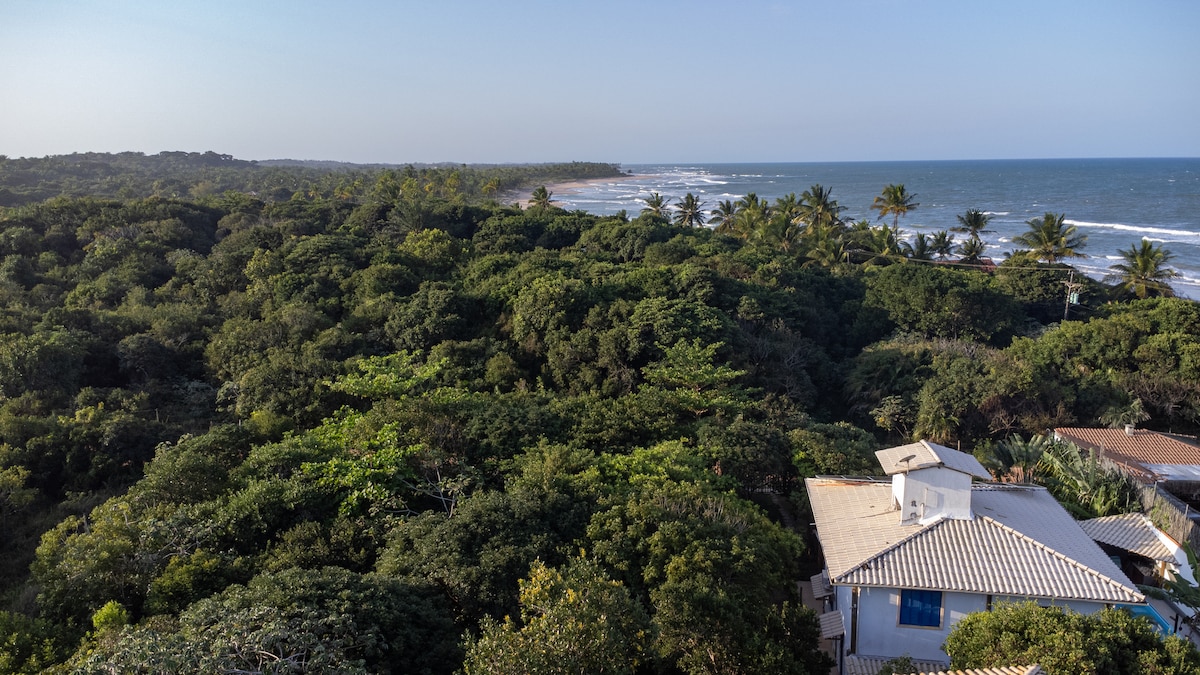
left=546, top=158, right=1200, bottom=299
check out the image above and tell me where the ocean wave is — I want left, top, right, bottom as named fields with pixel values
left=1064, top=220, right=1200, bottom=238
left=982, top=211, right=1010, bottom=216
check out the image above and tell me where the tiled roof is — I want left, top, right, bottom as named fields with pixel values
left=907, top=662, right=1041, bottom=667
left=876, top=440, right=990, bottom=479
left=1054, top=428, right=1200, bottom=479
left=806, top=478, right=1143, bottom=604
left=845, top=656, right=1047, bottom=675
left=844, top=656, right=948, bottom=675
left=1080, top=513, right=1176, bottom=562
left=811, top=571, right=833, bottom=598
left=819, top=609, right=844, bottom=638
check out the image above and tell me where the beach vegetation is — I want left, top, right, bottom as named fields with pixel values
left=672, top=192, right=706, bottom=228
left=640, top=192, right=670, bottom=220
left=1106, top=239, right=1181, bottom=299
left=871, top=183, right=919, bottom=228
left=1013, top=211, right=1088, bottom=263
left=528, top=185, right=554, bottom=209
left=952, top=208, right=994, bottom=241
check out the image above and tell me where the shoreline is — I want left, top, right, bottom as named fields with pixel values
left=507, top=173, right=660, bottom=209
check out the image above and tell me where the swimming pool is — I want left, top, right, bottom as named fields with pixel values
left=1120, top=603, right=1174, bottom=635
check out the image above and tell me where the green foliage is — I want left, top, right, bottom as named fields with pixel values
left=944, top=601, right=1200, bottom=675
left=1038, top=438, right=1142, bottom=517
left=90, top=600, right=130, bottom=632
left=376, top=485, right=594, bottom=624
left=0, top=610, right=64, bottom=674
left=791, top=421, right=880, bottom=477
left=585, top=480, right=828, bottom=673
left=864, top=264, right=1024, bottom=344
left=71, top=566, right=460, bottom=675
left=461, top=556, right=651, bottom=675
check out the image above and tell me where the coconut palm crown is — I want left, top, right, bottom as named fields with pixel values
left=672, top=193, right=706, bottom=228
left=1105, top=239, right=1180, bottom=299
left=1011, top=212, right=1087, bottom=263
left=871, top=184, right=918, bottom=229
left=952, top=209, right=994, bottom=241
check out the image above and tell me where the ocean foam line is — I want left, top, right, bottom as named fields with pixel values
left=1065, top=220, right=1200, bottom=238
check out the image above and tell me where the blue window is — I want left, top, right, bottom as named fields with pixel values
left=899, top=589, right=942, bottom=627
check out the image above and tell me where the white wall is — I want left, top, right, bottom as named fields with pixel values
left=843, top=588, right=1110, bottom=662
left=849, top=587, right=986, bottom=661
left=899, top=466, right=974, bottom=524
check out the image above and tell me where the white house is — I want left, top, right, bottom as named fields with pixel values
left=807, top=440, right=1144, bottom=669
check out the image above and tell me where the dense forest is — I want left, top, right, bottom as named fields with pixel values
left=0, top=152, right=1197, bottom=673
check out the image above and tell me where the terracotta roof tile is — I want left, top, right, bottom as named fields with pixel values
left=1054, top=428, right=1200, bottom=480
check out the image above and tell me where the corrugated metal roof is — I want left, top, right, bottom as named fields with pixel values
left=806, top=478, right=1144, bottom=604
left=876, top=441, right=990, bottom=479
left=1054, top=427, right=1200, bottom=474
left=1080, top=513, right=1176, bottom=562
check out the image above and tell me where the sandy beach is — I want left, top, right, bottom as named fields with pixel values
left=508, top=174, right=637, bottom=209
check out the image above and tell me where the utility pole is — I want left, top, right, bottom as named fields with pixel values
left=1062, top=270, right=1082, bottom=321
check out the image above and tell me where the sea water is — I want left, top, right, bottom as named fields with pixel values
left=548, top=158, right=1200, bottom=299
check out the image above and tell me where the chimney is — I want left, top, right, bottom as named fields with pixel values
left=1125, top=424, right=1135, bottom=436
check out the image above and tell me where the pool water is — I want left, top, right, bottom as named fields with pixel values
left=1121, top=604, right=1174, bottom=635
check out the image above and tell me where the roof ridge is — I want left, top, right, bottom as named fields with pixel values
left=976, top=514, right=1142, bottom=600
left=830, top=516, right=950, bottom=584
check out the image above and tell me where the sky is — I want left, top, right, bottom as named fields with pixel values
left=2, top=0, right=1198, bottom=164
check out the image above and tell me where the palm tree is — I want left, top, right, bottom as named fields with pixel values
left=956, top=237, right=987, bottom=265
left=529, top=185, right=554, bottom=209
left=641, top=192, right=669, bottom=218
left=1012, top=212, right=1087, bottom=263
left=951, top=209, right=993, bottom=241
left=731, top=193, right=770, bottom=241
left=984, top=434, right=1052, bottom=483
left=871, top=184, right=919, bottom=229
left=672, top=193, right=706, bottom=228
left=773, top=193, right=803, bottom=225
left=850, top=221, right=903, bottom=266
left=759, top=211, right=804, bottom=253
left=901, top=233, right=933, bottom=260
left=1105, top=239, right=1181, bottom=299
left=930, top=230, right=955, bottom=260
left=710, top=200, right=737, bottom=234
left=803, top=230, right=849, bottom=269
left=797, top=184, right=846, bottom=234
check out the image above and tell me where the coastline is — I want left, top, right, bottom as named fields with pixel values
left=507, top=173, right=653, bottom=209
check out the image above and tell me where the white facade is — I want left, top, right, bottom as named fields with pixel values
left=834, top=585, right=1109, bottom=662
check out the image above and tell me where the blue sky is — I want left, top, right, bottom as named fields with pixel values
left=2, top=0, right=1197, bottom=164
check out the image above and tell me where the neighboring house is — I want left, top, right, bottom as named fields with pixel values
left=1081, top=512, right=1195, bottom=587
left=1080, top=512, right=1197, bottom=637
left=1053, top=426, right=1200, bottom=482
left=807, top=440, right=1144, bottom=669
